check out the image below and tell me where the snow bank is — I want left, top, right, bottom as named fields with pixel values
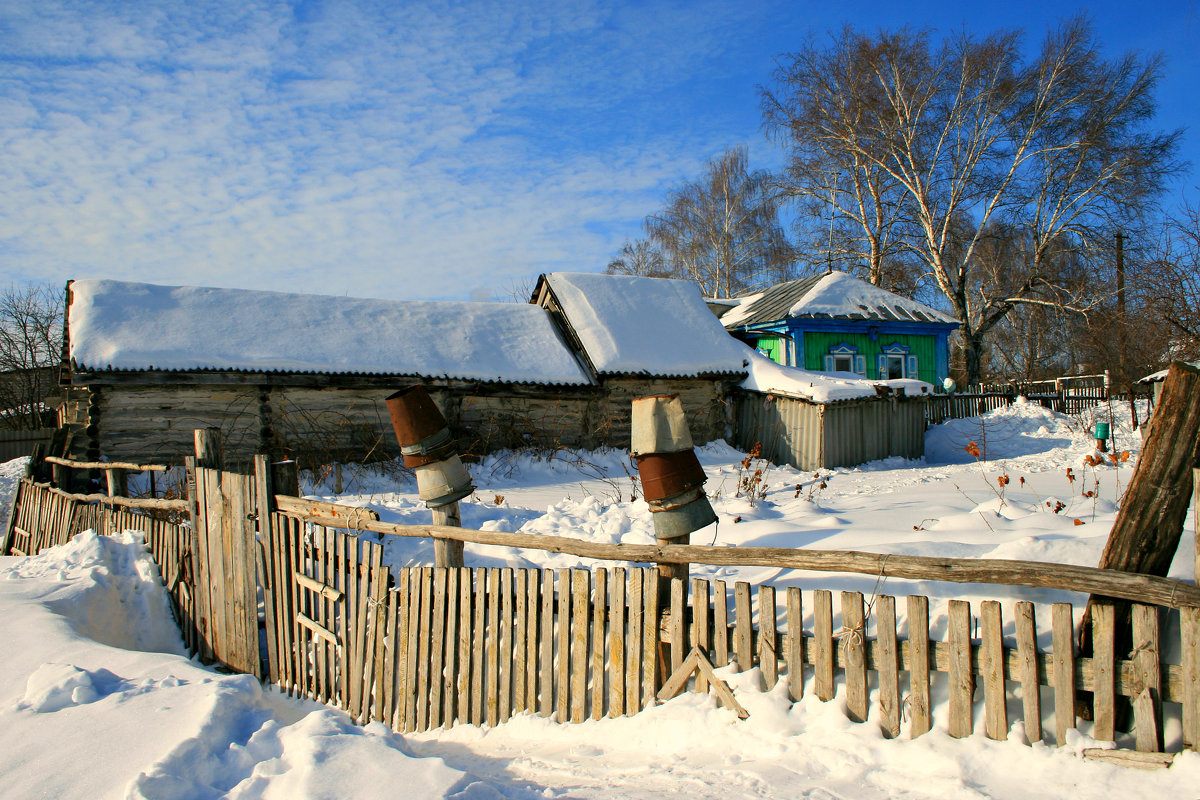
left=739, top=344, right=932, bottom=402
left=544, top=272, right=748, bottom=376
left=0, top=528, right=473, bottom=800
left=69, top=279, right=591, bottom=385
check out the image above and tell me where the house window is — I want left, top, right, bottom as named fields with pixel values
left=877, top=343, right=917, bottom=379
left=824, top=344, right=866, bottom=375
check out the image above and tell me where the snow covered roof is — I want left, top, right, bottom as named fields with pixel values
left=539, top=273, right=749, bottom=378
left=720, top=271, right=957, bottom=329
left=738, top=343, right=932, bottom=403
left=1139, top=361, right=1200, bottom=383
left=68, top=280, right=593, bottom=386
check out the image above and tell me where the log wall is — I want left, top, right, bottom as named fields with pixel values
left=60, top=376, right=733, bottom=467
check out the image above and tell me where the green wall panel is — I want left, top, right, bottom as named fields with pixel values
left=803, top=330, right=938, bottom=383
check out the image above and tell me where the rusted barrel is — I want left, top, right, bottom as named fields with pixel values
left=386, top=386, right=473, bottom=508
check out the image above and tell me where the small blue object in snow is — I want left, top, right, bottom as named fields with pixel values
left=1094, top=421, right=1111, bottom=440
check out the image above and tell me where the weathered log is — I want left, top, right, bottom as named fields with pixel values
left=1079, top=361, right=1200, bottom=721
left=43, top=456, right=170, bottom=472
left=277, top=509, right=1200, bottom=609
left=26, top=481, right=189, bottom=512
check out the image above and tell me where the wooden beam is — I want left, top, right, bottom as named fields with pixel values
left=43, top=456, right=169, bottom=472
left=23, top=481, right=189, bottom=512
left=276, top=509, right=1200, bottom=609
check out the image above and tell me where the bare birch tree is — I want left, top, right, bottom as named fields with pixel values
left=0, top=283, right=63, bottom=429
left=642, top=145, right=794, bottom=297
left=605, top=238, right=671, bottom=279
left=764, top=20, right=1181, bottom=383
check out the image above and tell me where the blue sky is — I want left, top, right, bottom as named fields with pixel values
left=1, top=0, right=1196, bottom=302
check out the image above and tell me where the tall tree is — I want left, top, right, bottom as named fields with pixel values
left=764, top=20, right=1181, bottom=383
left=642, top=146, right=794, bottom=297
left=605, top=238, right=671, bottom=279
left=0, top=283, right=63, bottom=430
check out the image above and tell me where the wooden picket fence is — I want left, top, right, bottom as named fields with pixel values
left=7, top=463, right=1200, bottom=763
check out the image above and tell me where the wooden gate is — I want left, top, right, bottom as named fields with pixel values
left=193, top=467, right=261, bottom=676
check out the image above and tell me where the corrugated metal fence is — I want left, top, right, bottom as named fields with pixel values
left=0, top=429, right=55, bottom=462
left=730, top=389, right=926, bottom=471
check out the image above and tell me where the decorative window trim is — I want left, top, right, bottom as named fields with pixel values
left=824, top=343, right=865, bottom=375
left=877, top=342, right=916, bottom=379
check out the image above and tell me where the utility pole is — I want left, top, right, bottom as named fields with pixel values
left=1116, top=231, right=1127, bottom=380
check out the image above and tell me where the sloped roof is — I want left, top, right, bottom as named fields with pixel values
left=720, top=271, right=957, bottom=329
left=68, top=280, right=593, bottom=386
left=540, top=272, right=749, bottom=378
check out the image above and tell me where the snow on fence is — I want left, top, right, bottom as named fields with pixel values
left=6, top=459, right=1200, bottom=763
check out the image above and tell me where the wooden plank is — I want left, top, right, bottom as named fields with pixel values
left=1014, top=601, right=1042, bottom=744
left=1082, top=748, right=1174, bottom=769
left=980, top=600, right=1007, bottom=741
left=626, top=569, right=642, bottom=715
left=734, top=582, right=752, bottom=672
left=428, top=567, right=448, bottom=729
left=1092, top=603, right=1117, bottom=742
left=287, top=518, right=305, bottom=697
left=486, top=567, right=501, bottom=727
left=610, top=568, right=626, bottom=716
left=1052, top=602, right=1075, bottom=746
left=669, top=578, right=686, bottom=675
left=294, top=572, right=344, bottom=601
left=591, top=567, right=607, bottom=720
left=1135, top=688, right=1161, bottom=753
left=712, top=579, right=729, bottom=668
left=642, top=570, right=659, bottom=706
left=692, top=578, right=710, bottom=694
left=786, top=587, right=803, bottom=702
left=367, top=554, right=391, bottom=724
left=456, top=567, right=472, bottom=727
left=758, top=586, right=778, bottom=689
left=297, top=612, right=339, bottom=645
left=346, top=533, right=363, bottom=712
left=254, top=457, right=279, bottom=686
left=1182, top=605, right=1200, bottom=752
left=414, top=567, right=433, bottom=731
left=314, top=528, right=331, bottom=704
left=556, top=568, right=570, bottom=723
left=1132, top=604, right=1163, bottom=752
left=404, top=567, right=421, bottom=731
left=539, top=569, right=554, bottom=718
left=274, top=495, right=380, bottom=523
left=571, top=570, right=589, bottom=723
left=383, top=587, right=399, bottom=729
left=948, top=599, right=973, bottom=738
left=336, top=532, right=352, bottom=709
left=513, top=569, right=528, bottom=715
left=813, top=589, right=834, bottom=701
left=393, top=569, right=411, bottom=731
left=526, top=568, right=539, bottom=714
left=499, top=568, right=514, bottom=723
left=876, top=595, right=899, bottom=739
left=471, top=567, right=486, bottom=726
left=841, top=591, right=867, bottom=723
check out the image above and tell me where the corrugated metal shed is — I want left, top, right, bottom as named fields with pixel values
left=730, top=388, right=926, bottom=471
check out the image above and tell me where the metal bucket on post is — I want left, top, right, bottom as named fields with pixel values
left=632, top=394, right=717, bottom=599
left=386, top=386, right=473, bottom=566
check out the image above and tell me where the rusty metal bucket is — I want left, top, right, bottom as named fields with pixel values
left=648, top=488, right=717, bottom=540
left=386, top=386, right=448, bottom=448
left=636, top=450, right=707, bottom=502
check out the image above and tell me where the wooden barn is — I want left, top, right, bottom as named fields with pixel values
left=58, top=275, right=749, bottom=467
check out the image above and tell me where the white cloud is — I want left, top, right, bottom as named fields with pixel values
left=0, top=0, right=794, bottom=300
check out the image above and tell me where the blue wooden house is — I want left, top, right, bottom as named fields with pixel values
left=714, top=271, right=959, bottom=386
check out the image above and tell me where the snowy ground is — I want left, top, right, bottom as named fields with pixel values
left=2, top=398, right=1199, bottom=799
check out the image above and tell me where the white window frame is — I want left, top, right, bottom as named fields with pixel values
left=877, top=343, right=916, bottom=379
left=824, top=343, right=865, bottom=375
